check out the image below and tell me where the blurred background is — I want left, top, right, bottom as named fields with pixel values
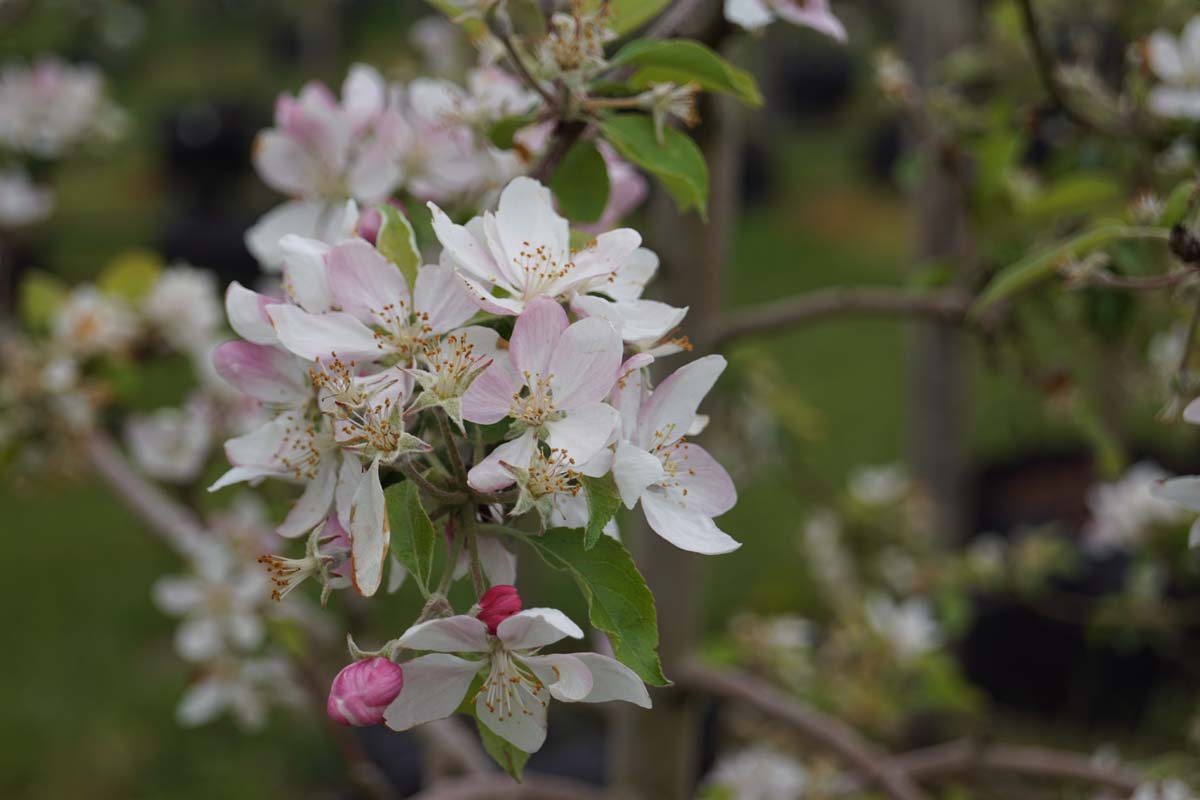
left=4, top=1, right=1200, bottom=798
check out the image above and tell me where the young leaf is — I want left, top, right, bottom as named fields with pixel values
left=376, top=204, right=421, bottom=289
left=611, top=39, right=763, bottom=107
left=525, top=529, right=669, bottom=686
left=476, top=715, right=532, bottom=778
left=18, top=270, right=67, bottom=333
left=580, top=474, right=621, bottom=550
left=98, top=249, right=163, bottom=302
left=579, top=0, right=670, bottom=34
left=549, top=138, right=610, bottom=224
left=600, top=113, right=708, bottom=217
left=488, top=114, right=539, bottom=150
left=384, top=481, right=436, bottom=596
left=971, top=225, right=1169, bottom=315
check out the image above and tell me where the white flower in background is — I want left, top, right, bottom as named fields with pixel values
left=0, top=167, right=52, bottom=227
left=865, top=594, right=941, bottom=660
left=848, top=463, right=908, bottom=506
left=408, top=67, right=539, bottom=130
left=384, top=594, right=649, bottom=753
left=245, top=199, right=358, bottom=273
left=126, top=396, right=213, bottom=484
left=52, top=285, right=137, bottom=357
left=0, top=57, right=124, bottom=157
left=1151, top=400, right=1200, bottom=546
left=209, top=493, right=278, bottom=561
left=725, top=0, right=847, bottom=41
left=1133, top=780, right=1200, bottom=800
left=1087, top=462, right=1185, bottom=552
left=142, top=265, right=222, bottom=353
left=254, top=63, right=405, bottom=204
left=1147, top=17, right=1200, bottom=120
left=609, top=355, right=740, bottom=554
left=703, top=746, right=810, bottom=800
left=431, top=177, right=642, bottom=315
left=153, top=542, right=268, bottom=662
left=176, top=654, right=301, bottom=731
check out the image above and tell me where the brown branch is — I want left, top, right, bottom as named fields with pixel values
left=1014, top=0, right=1104, bottom=133
left=421, top=718, right=494, bottom=778
left=410, top=775, right=611, bottom=800
left=708, top=287, right=973, bottom=349
left=887, top=739, right=1142, bottom=793
left=674, top=661, right=930, bottom=800
left=85, top=431, right=210, bottom=558
left=529, top=120, right=587, bottom=184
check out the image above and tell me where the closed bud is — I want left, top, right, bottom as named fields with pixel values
left=326, top=657, right=404, bottom=726
left=477, top=584, right=522, bottom=634
left=357, top=207, right=383, bottom=245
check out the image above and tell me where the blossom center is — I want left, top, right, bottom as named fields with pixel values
left=477, top=646, right=547, bottom=722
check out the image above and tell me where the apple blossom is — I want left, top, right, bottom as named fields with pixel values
left=327, top=657, right=405, bottom=726
left=1085, top=462, right=1185, bottom=552
left=125, top=396, right=213, bottom=484
left=864, top=594, right=941, bottom=661
left=725, top=0, right=847, bottom=41
left=703, top=746, right=811, bottom=800
left=610, top=354, right=740, bottom=554
left=142, top=265, right=223, bottom=354
left=52, top=286, right=138, bottom=357
left=257, top=516, right=352, bottom=604
left=430, top=176, right=642, bottom=315
left=384, top=601, right=650, bottom=753
left=0, top=167, right=53, bottom=228
left=0, top=57, right=124, bottom=157
left=1146, top=17, right=1200, bottom=120
left=177, top=654, right=301, bottom=731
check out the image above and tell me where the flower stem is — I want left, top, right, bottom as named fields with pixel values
left=398, top=458, right=467, bottom=504
left=467, top=530, right=487, bottom=599
left=436, top=408, right=469, bottom=488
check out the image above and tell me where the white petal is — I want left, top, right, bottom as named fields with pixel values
left=637, top=355, right=726, bottom=450
left=493, top=177, right=570, bottom=289
left=278, top=456, right=338, bottom=537
left=1184, top=396, right=1200, bottom=425
left=547, top=316, right=623, bottom=409
left=467, top=430, right=536, bottom=492
left=475, top=679, right=548, bottom=753
left=724, top=0, right=774, bottom=30
left=225, top=281, right=280, bottom=345
left=1151, top=476, right=1200, bottom=513
left=245, top=201, right=324, bottom=272
left=520, top=653, right=593, bottom=702
left=477, top=535, right=517, bottom=585
left=428, top=202, right=504, bottom=284
left=152, top=576, right=203, bottom=614
left=176, top=616, right=223, bottom=661
left=177, top=677, right=226, bottom=727
left=641, top=489, right=741, bottom=555
left=510, top=297, right=569, bottom=381
left=461, top=362, right=520, bottom=425
left=612, top=440, right=664, bottom=509
left=566, top=228, right=642, bottom=290
left=571, top=652, right=651, bottom=708
left=280, top=234, right=333, bottom=312
left=268, top=305, right=382, bottom=362
left=544, top=402, right=619, bottom=463
left=415, top=262, right=478, bottom=334
left=398, top=615, right=490, bottom=652
left=383, top=653, right=481, bottom=730
left=327, top=238, right=410, bottom=324
left=497, top=607, right=584, bottom=651
left=349, top=459, right=389, bottom=596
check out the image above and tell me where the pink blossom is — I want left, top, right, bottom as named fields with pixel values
left=477, top=585, right=522, bottom=634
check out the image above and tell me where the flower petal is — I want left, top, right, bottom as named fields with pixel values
left=280, top=234, right=334, bottom=313
left=544, top=402, right=619, bottom=464
left=657, top=442, right=736, bottom=517
left=612, top=440, right=665, bottom=509
left=637, top=354, right=726, bottom=449
left=327, top=238, right=410, bottom=324
left=415, top=262, right=478, bottom=334
left=566, top=228, right=642, bottom=290
left=428, top=202, right=504, bottom=284
left=467, top=429, right=536, bottom=492
left=225, top=281, right=280, bottom=345
left=278, top=455, right=338, bottom=538
left=461, top=361, right=520, bottom=425
left=497, top=607, right=584, bottom=651
left=397, top=615, right=490, bottom=652
left=349, top=458, right=388, bottom=596
left=1152, top=476, right=1200, bottom=513
left=520, top=653, right=593, bottom=702
left=641, top=489, right=741, bottom=555
left=212, top=341, right=308, bottom=406
left=493, top=177, right=570, bottom=289
left=571, top=652, right=651, bottom=708
left=547, top=316, right=622, bottom=409
left=268, top=305, right=382, bottom=362
left=383, top=653, right=481, bottom=731
left=253, top=130, right=316, bottom=197
left=510, top=296, right=569, bottom=381
left=477, top=534, right=517, bottom=585
left=475, top=678, right=548, bottom=753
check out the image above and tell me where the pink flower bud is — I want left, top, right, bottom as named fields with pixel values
left=326, top=657, right=404, bottom=727
left=357, top=206, right=383, bottom=245
left=477, top=585, right=522, bottom=634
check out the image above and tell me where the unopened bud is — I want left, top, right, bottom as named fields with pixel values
left=357, top=207, right=382, bottom=245
left=326, top=657, right=404, bottom=726
left=477, top=584, right=522, bottom=634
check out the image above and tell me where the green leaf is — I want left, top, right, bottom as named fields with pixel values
left=580, top=0, right=670, bottom=34
left=98, top=249, right=163, bottom=302
left=580, top=474, right=621, bottom=550
left=600, top=113, right=708, bottom=217
left=488, top=114, right=538, bottom=150
left=971, top=225, right=1168, bottom=315
left=525, top=529, right=669, bottom=686
left=1159, top=180, right=1195, bottom=227
left=376, top=204, right=421, bottom=289
left=384, top=481, right=436, bottom=596
left=476, top=716, right=532, bottom=776
left=549, top=138, right=610, bottom=224
left=611, top=39, right=763, bottom=107
left=1015, top=174, right=1121, bottom=220
left=18, top=270, right=67, bottom=333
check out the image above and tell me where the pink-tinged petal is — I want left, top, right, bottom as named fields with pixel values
left=341, top=63, right=386, bottom=133
left=414, top=262, right=478, bottom=334
left=612, top=359, right=647, bottom=441
left=777, top=0, right=847, bottom=42
left=612, top=440, right=664, bottom=509
left=253, top=130, right=316, bottom=196
left=477, top=536, right=517, bottom=586
left=245, top=201, right=329, bottom=273
left=346, top=112, right=405, bottom=202
left=497, top=607, right=584, bottom=651
left=212, top=341, right=308, bottom=405
left=641, top=490, right=741, bottom=554
left=638, top=355, right=726, bottom=450
left=572, top=295, right=687, bottom=347
left=397, top=615, right=490, bottom=652
left=520, top=653, right=593, bottom=702
left=349, top=459, right=388, bottom=596
left=457, top=271, right=526, bottom=316
left=280, top=234, right=334, bottom=312
left=563, top=228, right=642, bottom=291
left=383, top=653, right=481, bottom=731
left=1184, top=396, right=1200, bottom=425
left=268, top=305, right=382, bottom=362
left=225, top=282, right=280, bottom=345
left=327, top=656, right=404, bottom=727
left=658, top=442, right=736, bottom=517
left=467, top=430, right=536, bottom=492
left=570, top=653, right=651, bottom=707
left=475, top=677, right=548, bottom=753
left=547, top=316, right=622, bottom=409
left=327, top=238, right=410, bottom=323
left=493, top=177, right=570, bottom=286
left=480, top=212, right=529, bottom=292
left=544, top=402, right=619, bottom=464
left=511, top=296, right=569, bottom=380
left=222, top=413, right=308, bottom=475
left=461, top=362, right=520, bottom=425
left=428, top=202, right=505, bottom=285
left=1152, top=476, right=1200, bottom=513
left=278, top=456, right=338, bottom=538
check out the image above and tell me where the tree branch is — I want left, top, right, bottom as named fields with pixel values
left=530, top=120, right=586, bottom=183
left=708, top=287, right=972, bottom=349
left=421, top=718, right=494, bottom=778
left=674, top=661, right=929, bottom=800
left=410, top=775, right=611, bottom=800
